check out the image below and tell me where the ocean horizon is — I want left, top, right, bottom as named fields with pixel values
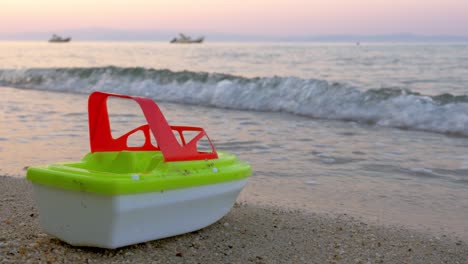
left=2, top=30, right=468, bottom=42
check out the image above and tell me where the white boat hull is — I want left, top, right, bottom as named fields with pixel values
left=31, top=179, right=247, bottom=249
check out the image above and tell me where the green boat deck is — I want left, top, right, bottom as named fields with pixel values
left=27, top=151, right=251, bottom=195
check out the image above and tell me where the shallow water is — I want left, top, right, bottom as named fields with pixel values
left=1, top=86, right=467, bottom=239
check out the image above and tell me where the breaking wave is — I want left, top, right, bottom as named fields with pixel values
left=1, top=66, right=467, bottom=136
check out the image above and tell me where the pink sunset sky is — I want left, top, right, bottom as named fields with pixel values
left=1, top=0, right=467, bottom=36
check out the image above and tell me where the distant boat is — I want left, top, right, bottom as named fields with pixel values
left=49, top=34, right=71, bottom=43
left=170, top=33, right=204, bottom=44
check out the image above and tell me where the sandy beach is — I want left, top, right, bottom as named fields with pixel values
left=1, top=175, right=467, bottom=264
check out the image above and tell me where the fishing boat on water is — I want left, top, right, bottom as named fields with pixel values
left=170, top=33, right=204, bottom=44
left=49, top=34, right=71, bottom=43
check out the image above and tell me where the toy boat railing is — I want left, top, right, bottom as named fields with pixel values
left=88, top=91, right=218, bottom=162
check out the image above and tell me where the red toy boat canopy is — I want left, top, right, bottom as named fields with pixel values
left=88, top=91, right=218, bottom=162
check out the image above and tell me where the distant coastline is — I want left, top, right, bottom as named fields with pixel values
left=1, top=30, right=468, bottom=42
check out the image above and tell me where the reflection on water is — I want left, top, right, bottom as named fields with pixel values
left=1, top=86, right=467, bottom=239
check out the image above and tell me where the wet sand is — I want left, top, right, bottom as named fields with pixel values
left=1, top=176, right=467, bottom=264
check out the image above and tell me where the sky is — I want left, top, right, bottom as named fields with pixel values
left=1, top=0, right=467, bottom=37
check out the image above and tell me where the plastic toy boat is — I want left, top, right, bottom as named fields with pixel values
left=27, top=91, right=251, bottom=249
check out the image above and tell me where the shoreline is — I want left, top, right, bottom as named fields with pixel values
left=1, top=85, right=468, bottom=244
left=1, top=175, right=467, bottom=263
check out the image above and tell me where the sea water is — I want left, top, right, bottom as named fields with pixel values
left=0, top=42, right=467, bottom=239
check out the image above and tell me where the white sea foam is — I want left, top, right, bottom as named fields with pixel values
left=1, top=67, right=467, bottom=136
